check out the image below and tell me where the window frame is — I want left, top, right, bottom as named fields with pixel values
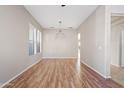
left=29, top=23, right=42, bottom=56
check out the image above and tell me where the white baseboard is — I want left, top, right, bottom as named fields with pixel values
left=105, top=76, right=111, bottom=79
left=81, top=61, right=111, bottom=79
left=111, top=64, right=120, bottom=67
left=0, top=58, right=42, bottom=88
left=42, top=57, right=77, bottom=59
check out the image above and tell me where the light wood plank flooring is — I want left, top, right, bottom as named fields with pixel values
left=3, top=59, right=123, bottom=88
left=111, top=65, right=124, bottom=86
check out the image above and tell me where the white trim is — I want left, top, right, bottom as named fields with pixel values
left=0, top=59, right=42, bottom=88
left=111, top=64, right=120, bottom=67
left=81, top=61, right=111, bottom=79
left=106, top=76, right=112, bottom=79
left=105, top=5, right=111, bottom=80
left=42, top=57, right=77, bottom=59
left=112, top=13, right=124, bottom=17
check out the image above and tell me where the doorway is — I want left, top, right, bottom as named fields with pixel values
left=111, top=15, right=124, bottom=86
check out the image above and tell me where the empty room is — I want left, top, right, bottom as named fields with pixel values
left=0, top=5, right=124, bottom=88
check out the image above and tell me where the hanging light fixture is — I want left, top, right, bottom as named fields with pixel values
left=55, top=21, right=65, bottom=39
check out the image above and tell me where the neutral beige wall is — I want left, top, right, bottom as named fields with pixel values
left=0, top=6, right=43, bottom=84
left=78, top=6, right=111, bottom=78
left=42, top=29, right=78, bottom=58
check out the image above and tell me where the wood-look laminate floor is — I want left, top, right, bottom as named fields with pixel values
left=3, top=59, right=123, bottom=88
left=111, top=65, right=124, bottom=86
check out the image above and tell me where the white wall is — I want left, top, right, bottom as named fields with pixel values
left=111, top=25, right=121, bottom=67
left=78, top=6, right=111, bottom=78
left=111, top=5, right=124, bottom=14
left=0, top=6, right=43, bottom=84
left=43, top=29, right=78, bottom=58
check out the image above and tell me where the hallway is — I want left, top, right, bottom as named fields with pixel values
left=3, top=59, right=122, bottom=88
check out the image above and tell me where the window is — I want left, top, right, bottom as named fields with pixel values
left=36, top=30, right=40, bottom=53
left=39, top=31, right=42, bottom=52
left=29, top=24, right=35, bottom=56
left=34, top=28, right=37, bottom=54
left=29, top=24, right=42, bottom=56
left=77, top=33, right=81, bottom=68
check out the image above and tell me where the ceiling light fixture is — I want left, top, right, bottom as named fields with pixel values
left=55, top=21, right=65, bottom=39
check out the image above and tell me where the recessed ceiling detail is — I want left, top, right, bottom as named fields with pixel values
left=25, top=5, right=98, bottom=29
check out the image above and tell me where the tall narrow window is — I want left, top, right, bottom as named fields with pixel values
left=78, top=32, right=81, bottom=58
left=39, top=31, right=42, bottom=52
left=77, top=33, right=81, bottom=73
left=29, top=24, right=34, bottom=56
left=37, top=30, right=40, bottom=53
left=34, top=28, right=37, bottom=54
left=29, top=24, right=42, bottom=56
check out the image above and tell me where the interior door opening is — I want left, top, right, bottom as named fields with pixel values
left=111, top=14, right=124, bottom=86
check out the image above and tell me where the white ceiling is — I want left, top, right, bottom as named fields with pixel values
left=25, top=5, right=98, bottom=29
